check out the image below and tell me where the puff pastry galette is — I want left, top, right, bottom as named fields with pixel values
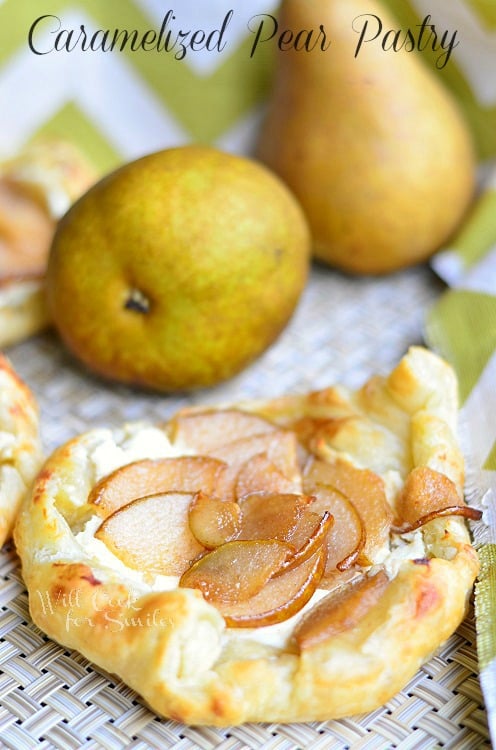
left=14, top=347, right=481, bottom=726
left=0, top=140, right=96, bottom=347
left=0, top=353, right=43, bottom=545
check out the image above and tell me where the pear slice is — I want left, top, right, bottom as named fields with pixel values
left=95, top=492, right=204, bottom=575
left=188, top=491, right=241, bottom=548
left=287, top=509, right=329, bottom=549
left=88, top=456, right=226, bottom=517
left=236, top=492, right=311, bottom=543
left=392, top=504, right=483, bottom=533
left=211, top=430, right=301, bottom=500
left=318, top=567, right=365, bottom=592
left=306, top=485, right=365, bottom=573
left=277, top=511, right=333, bottom=573
left=235, top=452, right=301, bottom=498
left=394, top=465, right=468, bottom=529
left=168, top=409, right=276, bottom=453
left=179, top=539, right=292, bottom=603
left=218, top=547, right=326, bottom=628
left=294, top=570, right=390, bottom=650
left=304, top=457, right=392, bottom=565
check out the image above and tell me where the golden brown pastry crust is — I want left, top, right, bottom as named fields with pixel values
left=0, top=140, right=96, bottom=347
left=0, top=353, right=43, bottom=545
left=14, top=347, right=479, bottom=725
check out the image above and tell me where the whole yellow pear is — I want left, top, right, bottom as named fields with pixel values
left=46, top=146, right=310, bottom=391
left=257, top=0, right=475, bottom=274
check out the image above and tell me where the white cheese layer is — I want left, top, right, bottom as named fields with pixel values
left=0, top=280, right=42, bottom=309
left=88, top=425, right=184, bottom=481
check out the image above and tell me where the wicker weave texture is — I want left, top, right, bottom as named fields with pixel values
left=1, top=266, right=491, bottom=749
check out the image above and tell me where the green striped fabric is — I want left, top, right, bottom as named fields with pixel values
left=0, top=1, right=276, bottom=168
left=0, top=1, right=494, bottom=164
left=425, top=169, right=496, bottom=741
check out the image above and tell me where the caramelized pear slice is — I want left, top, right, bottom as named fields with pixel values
left=95, top=492, right=203, bottom=575
left=88, top=456, right=226, bottom=517
left=277, top=511, right=333, bottom=573
left=306, top=486, right=365, bottom=572
left=394, top=466, right=470, bottom=529
left=288, top=509, right=329, bottom=549
left=211, top=431, right=301, bottom=500
left=294, top=570, right=390, bottom=649
left=237, top=492, right=310, bottom=543
left=169, top=409, right=276, bottom=453
left=319, top=567, right=364, bottom=591
left=235, top=452, right=301, bottom=498
left=179, top=539, right=292, bottom=603
left=219, top=547, right=326, bottom=628
left=392, top=505, right=483, bottom=533
left=304, top=457, right=392, bottom=565
left=188, top=491, right=241, bottom=548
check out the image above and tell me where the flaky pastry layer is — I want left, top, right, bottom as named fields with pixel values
left=0, top=354, right=43, bottom=545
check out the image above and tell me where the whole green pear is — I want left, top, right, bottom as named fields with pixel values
left=46, top=145, right=310, bottom=391
left=257, top=0, right=475, bottom=274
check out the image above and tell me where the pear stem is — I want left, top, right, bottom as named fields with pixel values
left=124, top=288, right=150, bottom=314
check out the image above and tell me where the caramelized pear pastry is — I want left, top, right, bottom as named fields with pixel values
left=0, top=140, right=96, bottom=347
left=14, top=347, right=481, bottom=725
left=0, top=354, right=42, bottom=545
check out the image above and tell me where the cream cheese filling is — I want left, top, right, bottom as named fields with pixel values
left=0, top=280, right=43, bottom=309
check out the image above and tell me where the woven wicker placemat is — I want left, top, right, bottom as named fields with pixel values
left=0, top=264, right=491, bottom=750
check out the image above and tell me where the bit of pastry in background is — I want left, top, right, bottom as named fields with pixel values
left=0, top=140, right=97, bottom=348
